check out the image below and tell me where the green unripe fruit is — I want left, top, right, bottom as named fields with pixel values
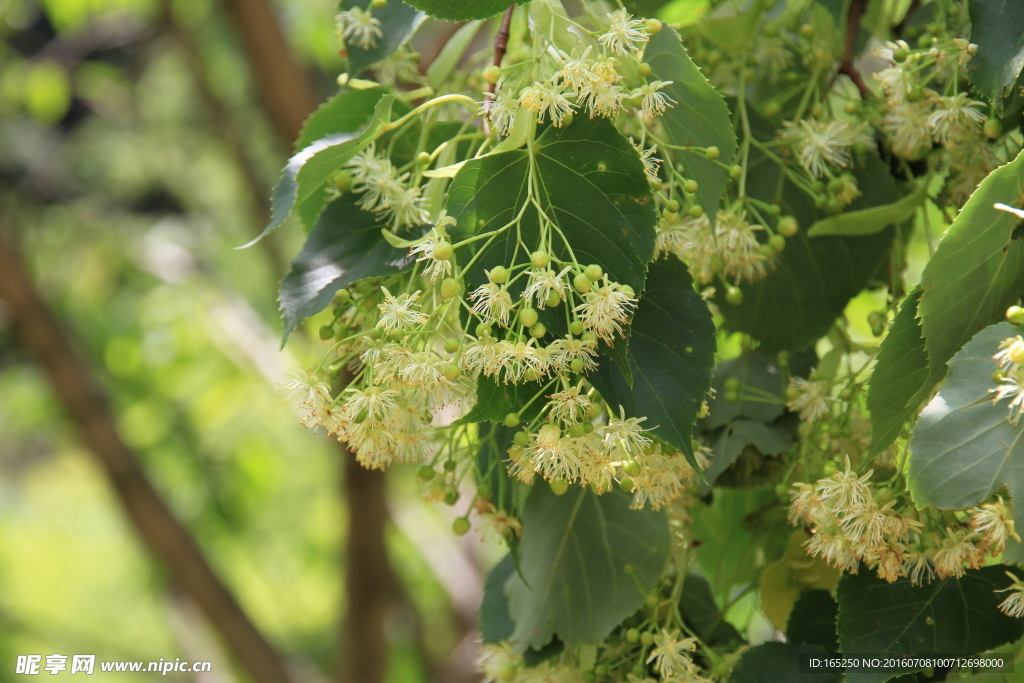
left=545, top=289, right=561, bottom=307
left=520, top=307, right=539, bottom=328
left=626, top=628, right=640, bottom=643
left=334, top=288, right=351, bottom=304
left=444, top=459, right=457, bottom=472
left=594, top=665, right=608, bottom=677
left=440, top=278, right=462, bottom=299
left=1007, top=305, right=1024, bottom=325
left=488, top=265, right=508, bottom=284
left=778, top=216, right=798, bottom=237
left=371, top=0, right=387, bottom=6
left=482, top=65, right=501, bottom=84
left=726, top=286, right=743, bottom=306
left=892, top=47, right=908, bottom=62
left=444, top=338, right=459, bottom=354
left=319, top=325, right=335, bottom=341
left=574, top=273, right=593, bottom=293
left=367, top=328, right=382, bottom=340
left=625, top=94, right=644, bottom=109
left=683, top=179, right=698, bottom=193
left=763, top=101, right=781, bottom=117
left=569, top=423, right=585, bottom=438
left=907, top=85, right=923, bottom=102
left=513, top=430, right=530, bottom=445
left=504, top=412, right=521, bottom=427
left=666, top=199, right=680, bottom=213
left=584, top=264, right=604, bottom=282
left=416, top=151, right=431, bottom=167
left=389, top=328, right=405, bottom=341
left=433, top=240, right=454, bottom=260
left=529, top=322, right=547, bottom=338
left=828, top=177, right=845, bottom=195
left=645, top=18, right=662, bottom=33
left=810, top=103, right=824, bottom=119
left=769, top=234, right=786, bottom=252
left=705, top=146, right=720, bottom=160
left=994, top=370, right=1006, bottom=384
left=814, top=194, right=828, bottom=210
left=444, top=363, right=461, bottom=381
left=768, top=204, right=781, bottom=216
left=621, top=284, right=634, bottom=295
left=452, top=517, right=471, bottom=536
left=688, top=204, right=704, bottom=219
left=725, top=377, right=741, bottom=391
left=844, top=101, right=860, bottom=115
left=619, top=478, right=634, bottom=492
left=811, top=180, right=826, bottom=194
left=726, top=390, right=740, bottom=403
left=867, top=310, right=886, bottom=336
left=550, top=479, right=569, bottom=495
left=758, top=243, right=775, bottom=259
left=427, top=480, right=446, bottom=499
left=417, top=465, right=435, bottom=480
left=530, top=250, right=550, bottom=268
left=640, top=631, right=654, bottom=646
left=1008, top=341, right=1024, bottom=365
left=477, top=484, right=493, bottom=501
left=623, top=460, right=642, bottom=477
left=729, top=164, right=743, bottom=179
left=444, top=490, right=460, bottom=506
left=570, top=358, right=585, bottom=373
left=570, top=321, right=585, bottom=335
left=354, top=409, right=368, bottom=424
left=497, top=665, right=517, bottom=682
left=799, top=23, right=813, bottom=38
left=985, top=118, right=1003, bottom=139
left=663, top=210, right=678, bottom=224
left=638, top=62, right=652, bottom=76
left=524, top=369, right=538, bottom=382
left=710, top=256, right=725, bottom=276
left=764, top=23, right=779, bottom=37
left=476, top=323, right=492, bottom=338
left=826, top=197, right=843, bottom=214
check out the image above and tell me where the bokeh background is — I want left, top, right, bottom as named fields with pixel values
left=0, top=1, right=506, bottom=681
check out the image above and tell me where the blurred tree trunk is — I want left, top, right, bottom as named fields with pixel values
left=217, top=0, right=318, bottom=148
left=0, top=226, right=296, bottom=683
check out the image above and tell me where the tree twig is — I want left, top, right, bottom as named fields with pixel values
left=488, top=4, right=516, bottom=97
left=0, top=224, right=296, bottom=683
left=838, top=0, right=872, bottom=100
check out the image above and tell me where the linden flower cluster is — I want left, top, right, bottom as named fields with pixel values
left=345, top=146, right=430, bottom=230
left=335, top=7, right=382, bottom=50
left=871, top=38, right=997, bottom=201
left=779, top=118, right=874, bottom=179
left=482, top=10, right=674, bottom=136
left=656, top=208, right=778, bottom=285
left=790, top=459, right=1020, bottom=587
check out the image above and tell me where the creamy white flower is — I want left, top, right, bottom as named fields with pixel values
left=574, top=279, right=637, bottom=343
left=376, top=287, right=428, bottom=331
left=470, top=282, right=514, bottom=326
left=633, top=81, right=676, bottom=118
left=780, top=119, right=872, bottom=178
left=519, top=82, right=575, bottom=126
left=599, top=9, right=649, bottom=55
left=336, top=7, right=383, bottom=50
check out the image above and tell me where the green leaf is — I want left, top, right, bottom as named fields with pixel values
left=716, top=138, right=899, bottom=352
left=679, top=573, right=745, bottom=646
left=481, top=554, right=516, bottom=643
left=588, top=258, right=716, bottom=466
left=340, top=0, right=425, bottom=76
left=702, top=350, right=786, bottom=430
left=404, top=0, right=526, bottom=21
left=694, top=0, right=767, bottom=57
left=917, top=151, right=1024, bottom=385
left=690, top=486, right=788, bottom=600
left=505, top=484, right=669, bottom=649
left=729, top=642, right=840, bottom=683
left=447, top=115, right=657, bottom=293
left=646, top=28, right=736, bottom=225
left=786, top=589, right=839, bottom=653
left=908, top=322, right=1024, bottom=524
left=968, top=0, right=1024, bottom=106
left=294, top=88, right=395, bottom=152
left=426, top=20, right=482, bottom=91
left=277, top=195, right=416, bottom=343
left=807, top=178, right=928, bottom=237
left=453, top=375, right=549, bottom=426
left=249, top=95, right=394, bottom=247
left=837, top=566, right=1024, bottom=683
left=867, top=289, right=929, bottom=454
left=705, top=419, right=793, bottom=486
